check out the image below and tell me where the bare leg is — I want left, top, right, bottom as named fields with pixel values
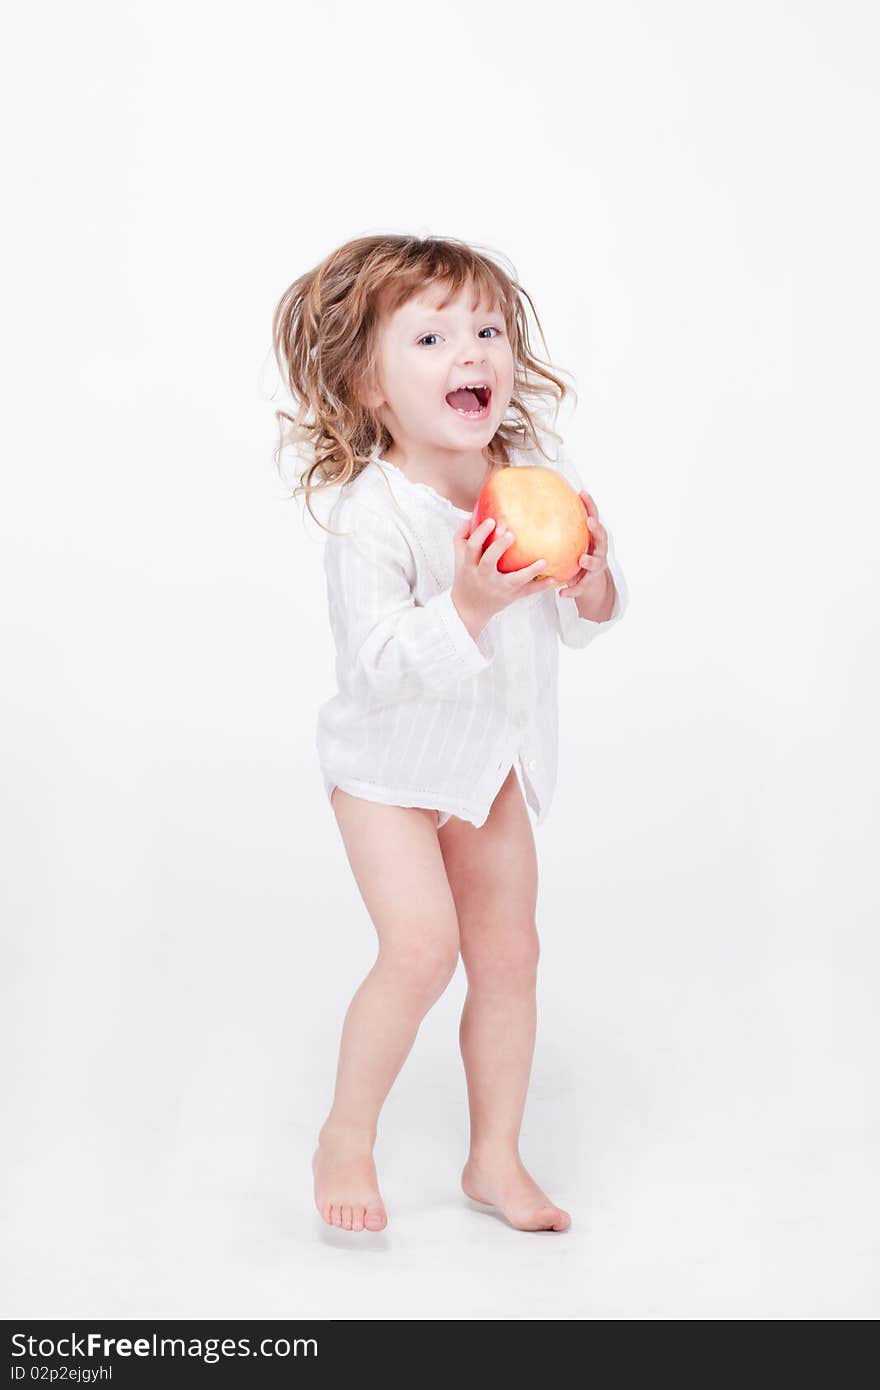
left=438, top=768, right=571, bottom=1232
left=313, top=789, right=460, bottom=1232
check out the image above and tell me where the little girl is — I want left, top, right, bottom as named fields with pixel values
left=271, top=233, right=628, bottom=1234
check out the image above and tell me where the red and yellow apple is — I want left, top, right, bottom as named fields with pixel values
left=473, top=466, right=590, bottom=583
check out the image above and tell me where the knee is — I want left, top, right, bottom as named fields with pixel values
left=380, top=935, right=460, bottom=1002
left=464, top=922, right=540, bottom=986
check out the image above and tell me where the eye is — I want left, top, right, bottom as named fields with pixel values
left=417, top=326, right=504, bottom=347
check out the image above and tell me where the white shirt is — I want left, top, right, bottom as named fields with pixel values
left=315, top=442, right=629, bottom=828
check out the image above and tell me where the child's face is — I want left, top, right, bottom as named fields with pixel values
left=367, top=280, right=515, bottom=458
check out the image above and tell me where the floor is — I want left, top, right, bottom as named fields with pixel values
left=4, top=1074, right=875, bottom=1320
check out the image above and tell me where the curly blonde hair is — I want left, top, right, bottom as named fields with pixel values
left=271, top=233, right=575, bottom=534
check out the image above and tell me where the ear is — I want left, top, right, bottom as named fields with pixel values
left=356, top=367, right=385, bottom=412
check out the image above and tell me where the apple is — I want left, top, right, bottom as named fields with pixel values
left=473, top=465, right=590, bottom=583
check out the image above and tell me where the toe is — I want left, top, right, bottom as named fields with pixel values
left=364, top=1203, right=387, bottom=1231
left=341, top=1204, right=353, bottom=1230
left=352, top=1206, right=365, bottom=1232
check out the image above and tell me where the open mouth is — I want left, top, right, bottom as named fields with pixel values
left=444, top=384, right=492, bottom=419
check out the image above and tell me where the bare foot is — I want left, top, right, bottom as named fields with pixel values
left=461, top=1153, right=571, bottom=1232
left=312, top=1127, right=387, bottom=1232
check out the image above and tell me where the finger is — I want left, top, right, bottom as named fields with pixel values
left=475, top=524, right=514, bottom=568
left=557, top=567, right=587, bottom=596
left=582, top=529, right=608, bottom=559
left=575, top=562, right=602, bottom=584
left=578, top=542, right=602, bottom=567
left=485, top=523, right=516, bottom=555
left=579, top=491, right=598, bottom=519
left=510, top=555, right=549, bottom=582
left=457, top=512, right=483, bottom=542
left=466, top=515, right=496, bottom=547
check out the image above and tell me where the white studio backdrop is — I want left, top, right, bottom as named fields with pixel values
left=1, top=0, right=877, bottom=1319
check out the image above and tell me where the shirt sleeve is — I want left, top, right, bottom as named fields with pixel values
left=322, top=494, right=494, bottom=700
left=549, top=451, right=630, bottom=649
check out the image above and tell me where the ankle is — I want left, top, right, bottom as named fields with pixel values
left=318, top=1116, right=377, bottom=1149
left=466, top=1141, right=522, bottom=1169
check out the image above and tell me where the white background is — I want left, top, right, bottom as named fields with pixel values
left=2, top=0, right=878, bottom=1319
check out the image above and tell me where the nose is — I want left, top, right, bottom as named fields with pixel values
left=456, top=346, right=487, bottom=368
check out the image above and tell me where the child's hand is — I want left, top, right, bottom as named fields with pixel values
left=451, top=512, right=557, bottom=630
left=555, top=491, right=609, bottom=599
